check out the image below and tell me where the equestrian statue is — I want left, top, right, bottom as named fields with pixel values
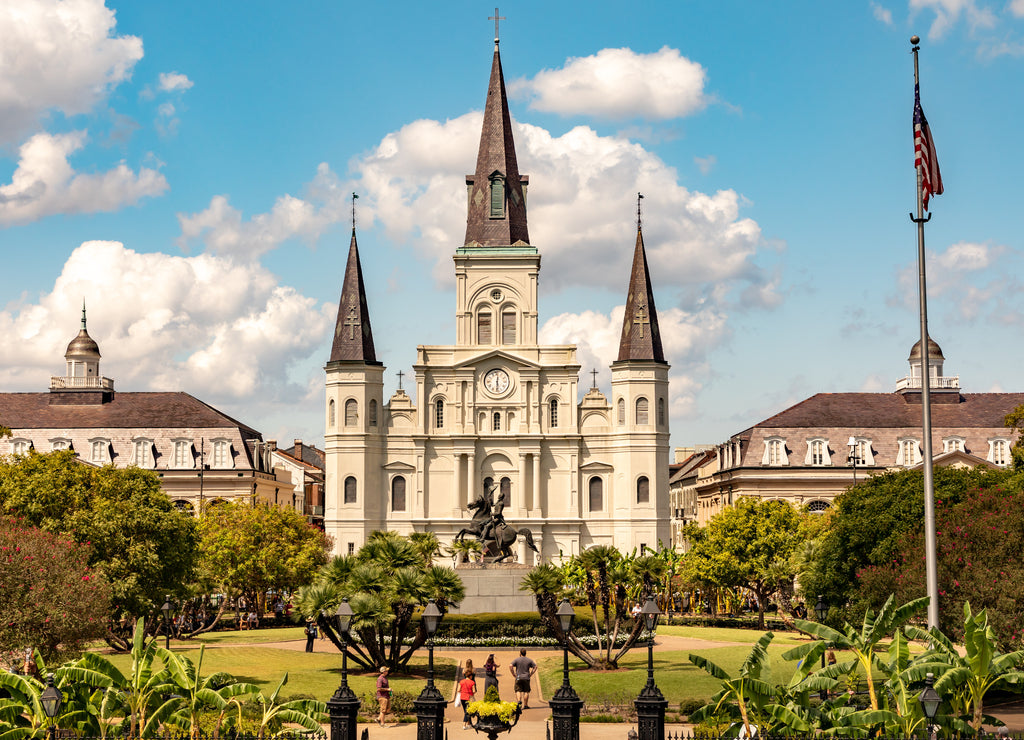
left=455, top=481, right=539, bottom=563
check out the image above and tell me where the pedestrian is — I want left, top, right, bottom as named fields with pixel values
left=304, top=619, right=316, bottom=652
left=376, top=666, right=391, bottom=727
left=483, top=653, right=500, bottom=694
left=509, top=648, right=537, bottom=708
left=458, top=669, right=477, bottom=729
left=274, top=598, right=284, bottom=625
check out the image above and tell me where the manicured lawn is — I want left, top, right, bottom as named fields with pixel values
left=190, top=626, right=307, bottom=646
left=658, top=624, right=808, bottom=646
left=99, top=646, right=457, bottom=702
left=538, top=643, right=801, bottom=707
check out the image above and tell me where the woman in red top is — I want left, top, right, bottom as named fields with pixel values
left=458, top=669, right=477, bottom=729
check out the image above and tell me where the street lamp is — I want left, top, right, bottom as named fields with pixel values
left=814, top=595, right=827, bottom=701
left=414, top=599, right=446, bottom=740
left=634, top=596, right=667, bottom=740
left=848, top=437, right=859, bottom=484
left=326, top=598, right=359, bottom=740
left=161, top=595, right=174, bottom=650
left=918, top=672, right=942, bottom=739
left=40, top=673, right=63, bottom=740
left=550, top=599, right=583, bottom=740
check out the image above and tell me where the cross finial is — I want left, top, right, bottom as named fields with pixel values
left=637, top=192, right=644, bottom=229
left=81, top=299, right=87, bottom=330
left=351, top=192, right=359, bottom=232
left=489, top=8, right=505, bottom=45
left=397, top=370, right=405, bottom=391
left=590, top=368, right=599, bottom=389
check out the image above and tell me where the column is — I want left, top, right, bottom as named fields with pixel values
left=516, top=453, right=527, bottom=517
left=532, top=453, right=541, bottom=516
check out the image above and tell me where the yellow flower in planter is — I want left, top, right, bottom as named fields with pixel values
left=466, top=699, right=520, bottom=724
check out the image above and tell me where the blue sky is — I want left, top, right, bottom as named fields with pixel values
left=2, top=0, right=1024, bottom=451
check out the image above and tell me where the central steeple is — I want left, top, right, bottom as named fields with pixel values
left=464, top=36, right=530, bottom=248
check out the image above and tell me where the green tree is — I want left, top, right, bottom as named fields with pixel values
left=0, top=451, right=198, bottom=649
left=686, top=498, right=803, bottom=629
left=295, top=531, right=464, bottom=671
left=197, top=501, right=330, bottom=613
left=0, top=517, right=112, bottom=659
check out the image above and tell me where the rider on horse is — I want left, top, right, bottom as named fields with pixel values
left=479, top=485, right=506, bottom=549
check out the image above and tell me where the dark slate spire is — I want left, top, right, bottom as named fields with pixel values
left=464, top=39, right=529, bottom=247
left=617, top=225, right=666, bottom=363
left=329, top=227, right=380, bottom=364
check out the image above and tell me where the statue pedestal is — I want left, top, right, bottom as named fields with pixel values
left=451, top=563, right=536, bottom=614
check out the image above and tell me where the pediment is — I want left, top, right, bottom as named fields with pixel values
left=580, top=460, right=613, bottom=472
left=383, top=460, right=417, bottom=471
left=453, top=349, right=541, bottom=371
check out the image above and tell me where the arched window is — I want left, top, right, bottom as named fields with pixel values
left=636, top=397, right=649, bottom=425
left=391, top=476, right=406, bottom=512
left=501, top=310, right=516, bottom=344
left=658, top=398, right=666, bottom=426
left=344, top=476, right=357, bottom=504
left=484, top=476, right=494, bottom=493
left=617, top=398, right=625, bottom=425
left=589, top=477, right=603, bottom=512
left=500, top=476, right=511, bottom=502
left=549, top=398, right=558, bottom=428
left=493, top=411, right=501, bottom=431
left=369, top=399, right=378, bottom=427
left=807, top=500, right=831, bottom=513
left=477, top=310, right=492, bottom=344
left=637, top=476, right=650, bottom=504
left=490, top=176, right=505, bottom=218
left=329, top=399, right=336, bottom=427
left=435, top=398, right=444, bottom=429
left=344, top=399, right=358, bottom=426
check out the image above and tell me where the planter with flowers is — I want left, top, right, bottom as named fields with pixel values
left=467, top=686, right=522, bottom=739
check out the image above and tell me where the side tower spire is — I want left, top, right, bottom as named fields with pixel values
left=464, top=25, right=529, bottom=247
left=617, top=195, right=665, bottom=363
left=329, top=194, right=380, bottom=364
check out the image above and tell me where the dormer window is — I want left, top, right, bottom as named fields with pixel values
left=89, top=438, right=110, bottom=464
left=989, top=438, right=1011, bottom=467
left=133, top=438, right=155, bottom=469
left=172, top=439, right=194, bottom=469
left=50, top=438, right=72, bottom=452
left=943, top=436, right=965, bottom=453
left=212, top=439, right=232, bottom=469
left=762, top=437, right=788, bottom=466
left=11, top=438, right=32, bottom=456
left=489, top=174, right=505, bottom=218
left=897, top=438, right=921, bottom=467
left=805, top=438, right=831, bottom=466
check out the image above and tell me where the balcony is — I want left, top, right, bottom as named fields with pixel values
left=49, top=376, right=115, bottom=390
left=895, top=375, right=959, bottom=391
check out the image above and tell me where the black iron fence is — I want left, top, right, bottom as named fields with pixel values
left=64, top=732, right=325, bottom=740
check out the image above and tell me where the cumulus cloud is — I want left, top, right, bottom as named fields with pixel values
left=0, top=241, right=334, bottom=403
left=350, top=112, right=774, bottom=310
left=871, top=2, right=894, bottom=24
left=158, top=72, right=193, bottom=92
left=176, top=164, right=346, bottom=257
left=510, top=47, right=709, bottom=120
left=909, top=0, right=996, bottom=39
left=0, top=131, right=167, bottom=225
left=0, top=0, right=143, bottom=146
left=540, top=304, right=728, bottom=423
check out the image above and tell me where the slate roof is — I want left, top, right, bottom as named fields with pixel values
left=281, top=442, right=325, bottom=470
left=0, top=391, right=260, bottom=431
left=329, top=228, right=379, bottom=364
left=617, top=226, right=666, bottom=363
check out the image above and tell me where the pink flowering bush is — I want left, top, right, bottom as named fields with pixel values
left=0, top=516, right=111, bottom=658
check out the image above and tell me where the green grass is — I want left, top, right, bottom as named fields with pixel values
left=657, top=624, right=808, bottom=646
left=99, top=646, right=457, bottom=702
left=188, top=626, right=307, bottom=646
left=538, top=644, right=801, bottom=707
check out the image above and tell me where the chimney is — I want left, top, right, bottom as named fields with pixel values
left=266, top=439, right=277, bottom=452
left=294, top=438, right=303, bottom=462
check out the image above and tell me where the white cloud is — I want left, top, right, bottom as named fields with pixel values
left=510, top=47, right=709, bottom=121
left=0, top=0, right=143, bottom=146
left=540, top=304, right=728, bottom=425
left=176, top=166, right=346, bottom=257
left=1012, top=0, right=1024, bottom=16
left=351, top=112, right=774, bottom=310
left=158, top=72, right=193, bottom=92
left=0, top=241, right=334, bottom=403
left=694, top=155, right=717, bottom=175
left=871, top=2, right=894, bottom=24
left=909, top=0, right=996, bottom=39
left=0, top=131, right=167, bottom=225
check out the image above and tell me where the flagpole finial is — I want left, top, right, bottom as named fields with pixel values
left=911, top=35, right=920, bottom=45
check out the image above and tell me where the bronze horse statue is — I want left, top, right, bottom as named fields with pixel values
left=455, top=483, right=539, bottom=563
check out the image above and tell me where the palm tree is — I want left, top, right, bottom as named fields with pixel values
left=409, top=531, right=442, bottom=565
left=446, top=538, right=482, bottom=564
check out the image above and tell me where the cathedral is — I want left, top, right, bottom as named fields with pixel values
left=323, top=35, right=671, bottom=562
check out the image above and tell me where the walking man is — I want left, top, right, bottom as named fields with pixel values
left=509, top=648, right=538, bottom=708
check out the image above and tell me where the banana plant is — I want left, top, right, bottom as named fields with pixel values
left=690, top=632, right=810, bottom=737
left=0, top=654, right=102, bottom=740
left=251, top=674, right=326, bottom=740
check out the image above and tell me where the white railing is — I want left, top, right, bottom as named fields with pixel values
left=895, top=375, right=959, bottom=391
left=49, top=376, right=114, bottom=390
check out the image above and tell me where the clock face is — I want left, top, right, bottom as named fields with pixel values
left=484, top=368, right=510, bottom=394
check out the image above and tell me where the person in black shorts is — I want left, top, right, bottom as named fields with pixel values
left=509, top=648, right=537, bottom=708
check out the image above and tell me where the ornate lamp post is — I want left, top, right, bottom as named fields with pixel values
left=414, top=600, right=446, bottom=740
left=549, top=599, right=583, bottom=740
left=918, top=672, right=942, bottom=740
left=327, top=598, right=359, bottom=740
left=161, top=595, right=174, bottom=650
left=814, top=595, right=828, bottom=701
left=40, top=673, right=63, bottom=740
left=634, top=596, right=667, bottom=740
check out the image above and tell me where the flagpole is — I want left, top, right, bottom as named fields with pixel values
left=910, top=34, right=940, bottom=631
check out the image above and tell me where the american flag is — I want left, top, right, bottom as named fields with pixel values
left=914, top=83, right=943, bottom=211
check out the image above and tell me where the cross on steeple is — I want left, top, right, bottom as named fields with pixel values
left=590, top=368, right=599, bottom=389
left=351, top=192, right=359, bottom=231
left=637, top=192, right=644, bottom=228
left=397, top=370, right=405, bottom=390
left=489, top=8, right=505, bottom=42
left=344, top=303, right=360, bottom=340
left=633, top=303, right=650, bottom=339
